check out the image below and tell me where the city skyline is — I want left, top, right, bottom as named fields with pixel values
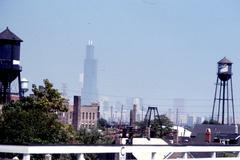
left=1, top=0, right=240, bottom=117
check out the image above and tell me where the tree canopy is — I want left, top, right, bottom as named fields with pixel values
left=97, top=118, right=109, bottom=131
left=150, top=114, right=173, bottom=138
left=202, top=119, right=220, bottom=125
left=0, top=79, right=74, bottom=144
left=136, top=114, right=173, bottom=138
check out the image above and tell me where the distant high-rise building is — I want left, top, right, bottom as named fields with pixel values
left=196, top=116, right=204, bottom=124
left=102, top=100, right=110, bottom=112
left=81, top=41, right=98, bottom=105
left=186, top=115, right=194, bottom=127
left=126, top=97, right=143, bottom=121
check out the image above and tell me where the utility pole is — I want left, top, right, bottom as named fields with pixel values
left=120, top=105, right=123, bottom=128
left=110, top=106, right=113, bottom=124
left=176, top=108, right=179, bottom=144
left=176, top=108, right=179, bottom=125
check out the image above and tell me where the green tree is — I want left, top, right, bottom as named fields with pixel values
left=76, top=128, right=102, bottom=144
left=76, top=127, right=113, bottom=145
left=97, top=118, right=109, bottom=130
left=75, top=128, right=114, bottom=160
left=136, top=114, right=173, bottom=138
left=202, top=119, right=220, bottom=125
left=0, top=79, right=75, bottom=144
left=151, top=114, right=173, bottom=138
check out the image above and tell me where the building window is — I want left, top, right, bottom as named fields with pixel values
left=86, top=112, right=88, bottom=119
left=89, top=113, right=91, bottom=119
left=82, top=112, right=85, bottom=119
left=93, top=113, right=95, bottom=120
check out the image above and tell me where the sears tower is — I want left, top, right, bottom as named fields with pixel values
left=81, top=40, right=98, bottom=105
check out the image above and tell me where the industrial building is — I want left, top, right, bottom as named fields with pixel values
left=72, top=95, right=100, bottom=130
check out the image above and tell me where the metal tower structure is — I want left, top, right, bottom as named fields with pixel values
left=0, top=27, right=23, bottom=104
left=211, top=57, right=235, bottom=125
left=144, top=107, right=160, bottom=127
left=144, top=106, right=162, bottom=138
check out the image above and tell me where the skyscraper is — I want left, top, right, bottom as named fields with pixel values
left=81, top=40, right=98, bottom=105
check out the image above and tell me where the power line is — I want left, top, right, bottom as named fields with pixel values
left=63, top=87, right=240, bottom=102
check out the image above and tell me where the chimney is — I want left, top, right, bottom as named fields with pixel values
left=72, top=96, right=81, bottom=130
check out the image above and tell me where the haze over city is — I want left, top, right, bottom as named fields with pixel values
left=1, top=0, right=240, bottom=118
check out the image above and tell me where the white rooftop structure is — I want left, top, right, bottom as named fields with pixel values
left=172, top=126, right=192, bottom=137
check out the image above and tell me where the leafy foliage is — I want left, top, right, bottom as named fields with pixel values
left=0, top=79, right=117, bottom=160
left=31, top=79, right=68, bottom=113
left=75, top=128, right=114, bottom=160
left=202, top=119, right=220, bottom=125
left=76, top=128, right=102, bottom=144
left=76, top=127, right=113, bottom=145
left=0, top=79, right=74, bottom=144
left=97, top=118, right=109, bottom=130
left=150, top=114, right=173, bottom=138
left=136, top=114, right=173, bottom=138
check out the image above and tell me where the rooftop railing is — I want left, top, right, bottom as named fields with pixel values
left=1, top=144, right=240, bottom=160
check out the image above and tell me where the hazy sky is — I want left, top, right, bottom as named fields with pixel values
left=1, top=0, right=240, bottom=117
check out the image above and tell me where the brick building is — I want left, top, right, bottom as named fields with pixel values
left=80, top=103, right=100, bottom=128
left=72, top=95, right=100, bottom=130
left=58, top=104, right=73, bottom=125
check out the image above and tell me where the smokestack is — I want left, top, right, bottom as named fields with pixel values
left=130, top=104, right=137, bottom=128
left=72, top=96, right=81, bottom=130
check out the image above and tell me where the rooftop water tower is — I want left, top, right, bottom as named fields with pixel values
left=211, top=57, right=235, bottom=124
left=0, top=27, right=23, bottom=104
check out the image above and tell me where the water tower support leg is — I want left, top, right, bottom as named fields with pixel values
left=211, top=152, right=216, bottom=158
left=183, top=152, right=188, bottom=159
left=237, top=152, right=240, bottom=157
left=18, top=73, right=23, bottom=98
left=151, top=152, right=156, bottom=160
left=77, top=154, right=85, bottom=160
left=45, top=154, right=52, bottom=160
left=22, top=154, right=30, bottom=160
